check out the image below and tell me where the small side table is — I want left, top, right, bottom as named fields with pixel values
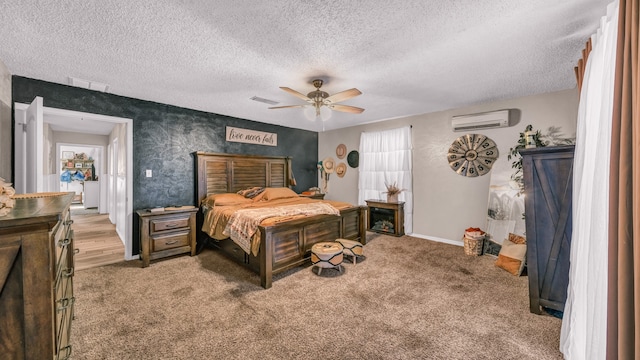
left=137, top=207, right=198, bottom=267
left=300, top=193, right=325, bottom=200
left=365, top=199, right=405, bottom=237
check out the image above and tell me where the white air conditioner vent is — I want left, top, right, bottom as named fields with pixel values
left=68, top=76, right=110, bottom=93
left=451, top=110, right=510, bottom=132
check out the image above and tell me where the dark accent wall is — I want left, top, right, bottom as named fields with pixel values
left=12, top=76, right=318, bottom=255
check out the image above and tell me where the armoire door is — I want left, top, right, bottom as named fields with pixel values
left=521, top=145, right=574, bottom=314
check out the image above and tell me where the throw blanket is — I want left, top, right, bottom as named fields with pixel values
left=223, top=202, right=340, bottom=254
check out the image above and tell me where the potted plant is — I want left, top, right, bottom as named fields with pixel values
left=508, top=124, right=547, bottom=195
left=384, top=182, right=404, bottom=203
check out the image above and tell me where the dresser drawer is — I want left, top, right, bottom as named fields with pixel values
left=151, top=216, right=189, bottom=232
left=152, top=230, right=190, bottom=252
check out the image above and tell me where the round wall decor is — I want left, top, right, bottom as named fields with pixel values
left=447, top=134, right=499, bottom=177
left=347, top=150, right=359, bottom=168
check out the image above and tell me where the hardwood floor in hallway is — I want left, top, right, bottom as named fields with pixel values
left=71, top=212, right=125, bottom=271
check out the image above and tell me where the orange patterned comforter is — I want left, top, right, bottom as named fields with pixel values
left=201, top=197, right=352, bottom=255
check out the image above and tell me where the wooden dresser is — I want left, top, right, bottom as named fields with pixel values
left=0, top=192, right=75, bottom=359
left=521, top=146, right=574, bottom=314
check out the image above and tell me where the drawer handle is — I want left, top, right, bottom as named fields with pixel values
left=57, top=297, right=75, bottom=312
left=59, top=345, right=72, bottom=360
left=64, top=219, right=74, bottom=225
left=63, top=268, right=74, bottom=277
left=165, top=222, right=180, bottom=228
left=74, top=248, right=80, bottom=254
left=58, top=238, right=71, bottom=247
left=165, top=240, right=179, bottom=245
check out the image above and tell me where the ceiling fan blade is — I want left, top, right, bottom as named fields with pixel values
left=268, top=104, right=308, bottom=109
left=279, top=87, right=312, bottom=102
left=324, top=88, right=362, bottom=104
left=328, top=104, right=365, bottom=114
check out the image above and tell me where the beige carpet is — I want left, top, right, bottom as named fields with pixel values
left=71, top=234, right=563, bottom=360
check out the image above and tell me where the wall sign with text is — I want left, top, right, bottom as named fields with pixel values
left=225, top=126, right=277, bottom=147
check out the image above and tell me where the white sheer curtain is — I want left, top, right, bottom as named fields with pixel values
left=358, top=126, right=413, bottom=233
left=560, top=1, right=618, bottom=359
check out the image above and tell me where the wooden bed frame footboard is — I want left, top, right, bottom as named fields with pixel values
left=193, top=151, right=367, bottom=289
left=258, top=205, right=366, bottom=288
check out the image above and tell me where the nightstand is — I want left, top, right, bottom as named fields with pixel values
left=300, top=193, right=325, bottom=200
left=137, top=207, right=198, bottom=267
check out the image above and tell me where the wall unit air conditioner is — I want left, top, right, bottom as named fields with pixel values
left=451, top=110, right=510, bottom=132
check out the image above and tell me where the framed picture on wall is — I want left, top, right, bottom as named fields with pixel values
left=62, top=151, right=74, bottom=160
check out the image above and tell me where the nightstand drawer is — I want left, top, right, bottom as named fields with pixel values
left=137, top=208, right=198, bottom=267
left=152, top=230, right=190, bottom=252
left=151, top=217, right=189, bottom=232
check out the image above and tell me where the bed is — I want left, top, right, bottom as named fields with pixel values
left=194, top=151, right=367, bottom=288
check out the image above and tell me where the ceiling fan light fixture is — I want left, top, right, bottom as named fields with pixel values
left=304, top=106, right=315, bottom=121
left=303, top=104, right=331, bottom=121
left=272, top=78, right=362, bottom=120
left=318, top=104, right=331, bottom=121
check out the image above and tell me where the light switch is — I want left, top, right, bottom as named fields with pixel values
left=146, top=169, right=152, bottom=177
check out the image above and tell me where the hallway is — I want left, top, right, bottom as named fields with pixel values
left=72, top=210, right=125, bottom=271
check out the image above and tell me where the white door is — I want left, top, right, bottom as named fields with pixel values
left=105, top=143, right=111, bottom=215
left=109, top=138, right=118, bottom=224
left=112, top=137, right=126, bottom=244
left=26, top=97, right=44, bottom=193
left=14, top=97, right=44, bottom=193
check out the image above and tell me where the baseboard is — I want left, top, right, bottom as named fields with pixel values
left=407, top=233, right=463, bottom=247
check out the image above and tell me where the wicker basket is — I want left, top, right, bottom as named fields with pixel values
left=463, top=235, right=485, bottom=256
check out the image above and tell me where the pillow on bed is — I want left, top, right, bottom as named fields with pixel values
left=252, top=187, right=299, bottom=201
left=202, top=193, right=252, bottom=207
left=237, top=186, right=265, bottom=199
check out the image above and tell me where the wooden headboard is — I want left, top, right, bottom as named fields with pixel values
left=194, top=152, right=292, bottom=205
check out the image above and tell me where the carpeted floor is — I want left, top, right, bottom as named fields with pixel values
left=71, top=234, right=563, bottom=360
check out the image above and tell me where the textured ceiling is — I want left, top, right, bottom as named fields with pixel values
left=0, top=1, right=611, bottom=132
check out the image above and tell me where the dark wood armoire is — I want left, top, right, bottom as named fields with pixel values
left=520, top=145, right=574, bottom=314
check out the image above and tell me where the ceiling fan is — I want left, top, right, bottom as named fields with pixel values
left=269, top=79, right=364, bottom=120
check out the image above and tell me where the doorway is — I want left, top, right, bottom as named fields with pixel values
left=59, top=144, right=104, bottom=211
left=14, top=100, right=136, bottom=260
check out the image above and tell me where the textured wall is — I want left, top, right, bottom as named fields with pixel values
left=12, top=76, right=318, bottom=254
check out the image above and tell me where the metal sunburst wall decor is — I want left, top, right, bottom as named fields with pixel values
left=447, top=134, right=499, bottom=177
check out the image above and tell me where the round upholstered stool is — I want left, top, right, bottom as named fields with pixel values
left=311, top=242, right=344, bottom=275
left=336, top=238, right=364, bottom=265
